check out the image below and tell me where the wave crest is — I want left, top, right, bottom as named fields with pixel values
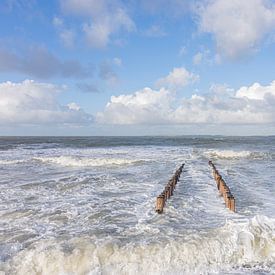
left=34, top=156, right=145, bottom=167
left=0, top=159, right=25, bottom=165
left=205, top=149, right=273, bottom=160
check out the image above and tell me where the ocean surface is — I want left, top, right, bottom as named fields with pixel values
left=0, top=136, right=274, bottom=275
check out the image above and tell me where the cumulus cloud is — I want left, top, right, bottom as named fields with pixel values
left=0, top=80, right=93, bottom=125
left=0, top=46, right=91, bottom=79
left=197, top=0, right=275, bottom=59
left=60, top=0, right=135, bottom=48
left=97, top=87, right=173, bottom=124
left=236, top=81, right=275, bottom=100
left=97, top=81, right=275, bottom=125
left=156, top=67, right=199, bottom=90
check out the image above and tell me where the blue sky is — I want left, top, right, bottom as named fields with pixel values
left=0, top=0, right=275, bottom=135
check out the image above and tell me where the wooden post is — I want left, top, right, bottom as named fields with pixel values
left=219, top=179, right=225, bottom=195
left=155, top=163, right=184, bottom=214
left=165, top=186, right=170, bottom=200
left=155, top=195, right=165, bottom=214
left=161, top=191, right=166, bottom=205
left=171, top=178, right=176, bottom=190
left=213, top=170, right=216, bottom=179
left=229, top=196, right=236, bottom=212
left=215, top=172, right=221, bottom=183
left=225, top=191, right=231, bottom=208
left=169, top=179, right=174, bottom=191
left=216, top=175, right=222, bottom=190
left=223, top=186, right=230, bottom=201
left=175, top=175, right=178, bottom=184
left=209, top=160, right=236, bottom=213
left=168, top=183, right=173, bottom=196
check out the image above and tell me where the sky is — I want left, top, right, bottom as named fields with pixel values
left=0, top=0, right=275, bottom=136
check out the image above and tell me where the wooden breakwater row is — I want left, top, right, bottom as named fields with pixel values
left=155, top=164, right=184, bottom=214
left=208, top=161, right=236, bottom=212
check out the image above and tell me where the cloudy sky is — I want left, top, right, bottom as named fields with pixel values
left=0, top=0, right=275, bottom=136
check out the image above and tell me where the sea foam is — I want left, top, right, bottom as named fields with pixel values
left=204, top=149, right=272, bottom=160
left=34, top=156, right=145, bottom=167
left=5, top=215, right=275, bottom=275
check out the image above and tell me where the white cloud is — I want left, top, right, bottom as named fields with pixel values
left=97, top=80, right=275, bottom=125
left=67, top=102, right=80, bottom=111
left=0, top=80, right=93, bottom=125
left=236, top=81, right=275, bottom=100
left=156, top=67, right=199, bottom=90
left=198, top=0, right=275, bottom=59
left=97, top=87, right=173, bottom=124
left=61, top=0, right=135, bottom=48
left=83, top=21, right=111, bottom=48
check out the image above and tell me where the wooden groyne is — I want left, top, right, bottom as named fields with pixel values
left=208, top=161, right=236, bottom=212
left=155, top=164, right=184, bottom=214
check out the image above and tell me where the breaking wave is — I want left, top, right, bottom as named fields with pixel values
left=0, top=159, right=25, bottom=165
left=33, top=156, right=146, bottom=167
left=5, top=215, right=275, bottom=275
left=205, top=149, right=273, bottom=160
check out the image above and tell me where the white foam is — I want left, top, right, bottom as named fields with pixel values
left=34, top=156, right=145, bottom=167
left=0, top=159, right=25, bottom=165
left=205, top=149, right=252, bottom=159
left=5, top=215, right=275, bottom=275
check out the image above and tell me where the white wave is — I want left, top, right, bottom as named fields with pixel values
left=34, top=156, right=145, bottom=167
left=205, top=149, right=253, bottom=159
left=5, top=215, right=275, bottom=275
left=0, top=159, right=25, bottom=165
left=205, top=149, right=274, bottom=160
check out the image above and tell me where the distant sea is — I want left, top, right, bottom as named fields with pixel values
left=1, top=136, right=274, bottom=274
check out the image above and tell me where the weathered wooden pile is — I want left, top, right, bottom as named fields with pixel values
left=155, top=164, right=184, bottom=214
left=208, top=160, right=236, bottom=212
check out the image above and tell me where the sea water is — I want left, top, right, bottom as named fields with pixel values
left=0, top=136, right=274, bottom=275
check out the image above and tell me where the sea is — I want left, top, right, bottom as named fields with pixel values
left=0, top=136, right=274, bottom=275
